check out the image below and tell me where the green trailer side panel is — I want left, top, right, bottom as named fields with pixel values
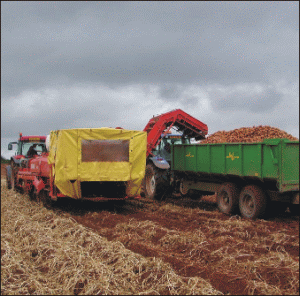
left=281, top=142, right=299, bottom=191
left=242, top=144, right=262, bottom=177
left=198, top=145, right=210, bottom=173
left=172, top=139, right=299, bottom=193
left=185, top=145, right=197, bottom=172
left=262, top=145, right=279, bottom=179
left=173, top=145, right=186, bottom=171
left=225, top=144, right=242, bottom=176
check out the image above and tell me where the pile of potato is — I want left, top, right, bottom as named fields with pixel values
left=200, top=125, right=298, bottom=144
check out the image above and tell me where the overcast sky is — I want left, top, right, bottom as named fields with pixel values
left=1, top=1, right=299, bottom=159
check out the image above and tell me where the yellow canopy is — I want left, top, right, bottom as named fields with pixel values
left=48, top=128, right=147, bottom=198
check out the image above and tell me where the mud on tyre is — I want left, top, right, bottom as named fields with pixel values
left=239, top=185, right=267, bottom=219
left=217, top=182, right=240, bottom=215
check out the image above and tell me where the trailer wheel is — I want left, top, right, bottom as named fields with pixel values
left=217, top=183, right=240, bottom=215
left=239, top=185, right=267, bottom=219
left=144, top=163, right=169, bottom=200
left=179, top=179, right=189, bottom=197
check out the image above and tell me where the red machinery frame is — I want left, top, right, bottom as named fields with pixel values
left=143, top=109, right=208, bottom=157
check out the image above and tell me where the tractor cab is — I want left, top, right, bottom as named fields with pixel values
left=8, top=134, right=47, bottom=168
left=153, top=134, right=190, bottom=162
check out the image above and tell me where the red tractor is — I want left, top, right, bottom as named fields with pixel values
left=6, top=133, right=47, bottom=190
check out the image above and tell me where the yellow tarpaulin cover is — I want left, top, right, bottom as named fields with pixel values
left=48, top=128, right=147, bottom=199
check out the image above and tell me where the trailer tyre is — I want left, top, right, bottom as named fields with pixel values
left=179, top=179, right=189, bottom=197
left=144, top=163, right=169, bottom=200
left=239, top=185, right=267, bottom=219
left=217, top=182, right=240, bottom=215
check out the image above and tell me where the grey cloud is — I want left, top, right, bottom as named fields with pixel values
left=159, top=84, right=184, bottom=101
left=1, top=2, right=91, bottom=29
left=181, top=96, right=199, bottom=107
left=210, top=86, right=283, bottom=113
left=1, top=87, right=120, bottom=138
left=2, top=2, right=298, bottom=99
left=1, top=1, right=298, bottom=158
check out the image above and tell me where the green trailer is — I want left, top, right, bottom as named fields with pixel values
left=171, top=138, right=299, bottom=219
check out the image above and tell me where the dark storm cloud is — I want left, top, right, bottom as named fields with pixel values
left=181, top=96, right=199, bottom=107
left=159, top=84, right=183, bottom=101
left=210, top=86, right=283, bottom=113
left=1, top=1, right=299, bottom=160
left=2, top=2, right=298, bottom=99
left=1, top=86, right=120, bottom=138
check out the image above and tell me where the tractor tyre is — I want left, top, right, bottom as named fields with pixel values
left=5, top=165, right=12, bottom=189
left=217, top=182, right=240, bottom=215
left=144, top=163, right=170, bottom=200
left=239, top=185, right=267, bottom=219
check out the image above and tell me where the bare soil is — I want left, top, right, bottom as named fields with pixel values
left=49, top=194, right=299, bottom=295
left=2, top=163, right=299, bottom=295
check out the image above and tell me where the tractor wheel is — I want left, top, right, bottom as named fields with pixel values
left=5, top=165, right=12, bottom=189
left=217, top=182, right=240, bottom=215
left=239, top=185, right=267, bottom=219
left=144, top=163, right=169, bottom=200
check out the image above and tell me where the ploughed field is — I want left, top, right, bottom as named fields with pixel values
left=1, top=167, right=299, bottom=295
